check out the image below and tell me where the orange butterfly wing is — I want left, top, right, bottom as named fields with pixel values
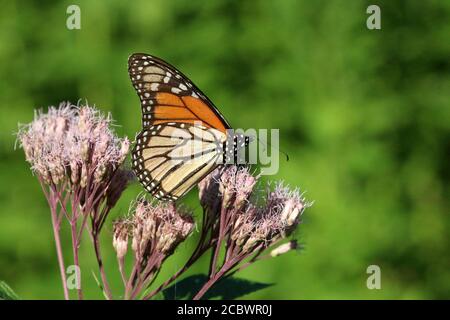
left=128, top=53, right=230, bottom=133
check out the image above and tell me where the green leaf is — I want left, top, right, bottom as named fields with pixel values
left=0, top=281, right=20, bottom=300
left=162, top=275, right=272, bottom=300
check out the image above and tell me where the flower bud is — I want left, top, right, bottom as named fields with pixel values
left=80, top=164, right=88, bottom=188
left=94, top=163, right=107, bottom=183
left=113, top=220, right=129, bottom=259
left=234, top=169, right=256, bottom=209
left=69, top=161, right=80, bottom=184
left=119, top=139, right=130, bottom=163
left=280, top=198, right=304, bottom=226
left=270, top=241, right=297, bottom=257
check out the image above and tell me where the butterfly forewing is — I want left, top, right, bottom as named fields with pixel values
left=128, top=54, right=230, bottom=131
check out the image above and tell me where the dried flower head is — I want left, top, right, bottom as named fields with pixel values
left=219, top=166, right=257, bottom=209
left=236, top=183, right=308, bottom=253
left=192, top=166, right=311, bottom=300
left=200, top=166, right=311, bottom=256
left=130, top=198, right=195, bottom=257
left=17, top=101, right=131, bottom=272
left=17, top=102, right=129, bottom=186
left=265, top=182, right=308, bottom=229
left=17, top=102, right=131, bottom=300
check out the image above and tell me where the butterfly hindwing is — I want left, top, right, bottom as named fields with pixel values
left=131, top=122, right=226, bottom=201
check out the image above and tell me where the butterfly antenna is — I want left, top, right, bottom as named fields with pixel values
left=254, top=135, right=290, bottom=162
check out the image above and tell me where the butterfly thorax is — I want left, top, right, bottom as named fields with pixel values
left=221, top=133, right=250, bottom=165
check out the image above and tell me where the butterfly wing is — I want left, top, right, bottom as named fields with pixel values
left=128, top=53, right=230, bottom=132
left=128, top=53, right=230, bottom=200
left=132, top=122, right=225, bottom=201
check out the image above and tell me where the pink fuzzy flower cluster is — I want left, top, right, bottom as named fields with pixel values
left=17, top=102, right=131, bottom=300
left=141, top=166, right=311, bottom=300
left=18, top=102, right=129, bottom=186
left=113, top=199, right=194, bottom=299
left=17, top=103, right=311, bottom=301
left=193, top=166, right=309, bottom=299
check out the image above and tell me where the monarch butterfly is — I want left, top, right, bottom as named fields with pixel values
left=128, top=53, right=249, bottom=201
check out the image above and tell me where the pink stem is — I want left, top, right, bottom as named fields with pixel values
left=143, top=244, right=209, bottom=300
left=93, top=235, right=113, bottom=299
left=70, top=221, right=83, bottom=299
left=193, top=263, right=230, bottom=300
left=209, top=204, right=228, bottom=277
left=118, top=257, right=128, bottom=288
left=50, top=198, right=70, bottom=300
left=194, top=247, right=258, bottom=300
left=124, top=257, right=140, bottom=300
left=40, top=179, right=70, bottom=300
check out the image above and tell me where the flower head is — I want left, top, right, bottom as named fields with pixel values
left=199, top=166, right=257, bottom=211
left=219, top=166, right=257, bottom=209
left=17, top=102, right=131, bottom=234
left=265, top=182, right=307, bottom=229
left=200, top=166, right=311, bottom=255
left=18, top=105, right=76, bottom=184
left=129, top=198, right=195, bottom=257
left=17, top=102, right=129, bottom=186
left=235, top=183, right=308, bottom=253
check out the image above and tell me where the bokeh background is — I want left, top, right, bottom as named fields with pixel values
left=0, top=0, right=449, bottom=299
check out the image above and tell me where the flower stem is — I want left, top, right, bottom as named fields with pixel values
left=143, top=214, right=213, bottom=300
left=50, top=203, right=70, bottom=300
left=93, top=234, right=113, bottom=299
left=193, top=263, right=230, bottom=300
left=194, top=248, right=257, bottom=300
left=41, top=178, right=70, bottom=300
left=118, top=257, right=128, bottom=288
left=209, top=205, right=227, bottom=277
left=70, top=221, right=83, bottom=299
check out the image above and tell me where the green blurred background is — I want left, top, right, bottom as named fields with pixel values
left=0, top=0, right=449, bottom=299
